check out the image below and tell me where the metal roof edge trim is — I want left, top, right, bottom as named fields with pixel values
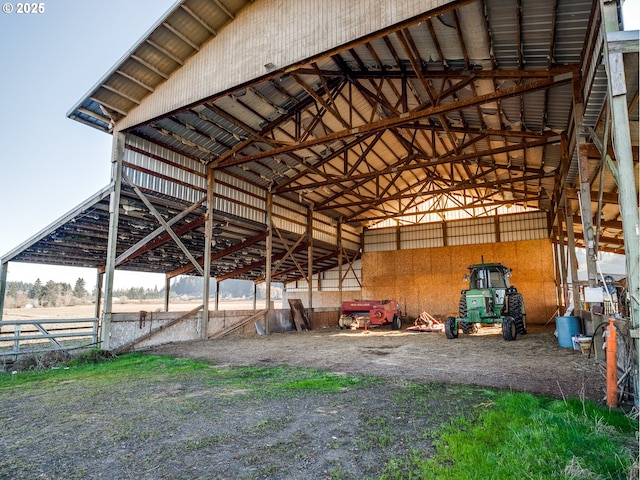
left=65, top=0, right=182, bottom=126
left=1, top=183, right=115, bottom=265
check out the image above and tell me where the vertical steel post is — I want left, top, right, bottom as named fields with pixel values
left=101, top=131, right=125, bottom=351
left=202, top=167, right=215, bottom=339
left=214, top=281, right=220, bottom=311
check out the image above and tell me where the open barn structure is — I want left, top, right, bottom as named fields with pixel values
left=0, top=0, right=638, bottom=353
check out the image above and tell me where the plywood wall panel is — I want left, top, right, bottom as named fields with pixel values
left=361, top=238, right=556, bottom=322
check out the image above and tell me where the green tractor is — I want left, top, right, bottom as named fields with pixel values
left=445, top=261, right=527, bottom=341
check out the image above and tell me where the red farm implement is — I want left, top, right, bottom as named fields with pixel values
left=339, top=299, right=402, bottom=330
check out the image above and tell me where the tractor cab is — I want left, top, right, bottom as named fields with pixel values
left=466, top=263, right=511, bottom=289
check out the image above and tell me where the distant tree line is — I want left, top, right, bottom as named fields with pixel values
left=5, top=278, right=90, bottom=308
left=170, top=277, right=283, bottom=300
left=4, top=276, right=282, bottom=309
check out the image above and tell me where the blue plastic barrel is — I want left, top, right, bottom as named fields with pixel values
left=556, top=316, right=581, bottom=348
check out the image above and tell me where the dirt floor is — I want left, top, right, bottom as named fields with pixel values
left=152, top=323, right=606, bottom=402
left=0, top=321, right=616, bottom=480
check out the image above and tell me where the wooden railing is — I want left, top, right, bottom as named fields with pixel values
left=0, top=318, right=99, bottom=359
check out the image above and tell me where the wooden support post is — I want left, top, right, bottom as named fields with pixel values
left=202, top=168, right=215, bottom=339
left=265, top=192, right=273, bottom=334
left=573, top=75, right=598, bottom=288
left=94, top=271, right=103, bottom=319
left=338, top=220, right=343, bottom=313
left=565, top=203, right=582, bottom=315
left=253, top=282, right=257, bottom=310
left=164, top=276, right=170, bottom=312
left=442, top=221, right=448, bottom=246
left=556, top=210, right=569, bottom=311
left=215, top=281, right=220, bottom=311
left=552, top=231, right=563, bottom=311
left=101, top=132, right=125, bottom=350
left=600, top=0, right=640, bottom=328
left=0, top=261, right=7, bottom=321
left=307, top=204, right=314, bottom=327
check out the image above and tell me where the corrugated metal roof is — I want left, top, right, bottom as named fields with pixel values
left=67, top=0, right=253, bottom=132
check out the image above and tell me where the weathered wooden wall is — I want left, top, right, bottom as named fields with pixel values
left=361, top=238, right=557, bottom=323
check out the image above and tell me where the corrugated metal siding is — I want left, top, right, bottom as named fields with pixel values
left=447, top=217, right=496, bottom=246
left=215, top=171, right=266, bottom=223
left=400, top=223, right=445, bottom=249
left=364, top=228, right=397, bottom=252
left=124, top=136, right=206, bottom=204
left=364, top=211, right=549, bottom=251
left=341, top=224, right=362, bottom=252
left=272, top=197, right=306, bottom=235
left=124, top=136, right=269, bottom=222
left=285, top=259, right=362, bottom=292
left=499, top=211, right=548, bottom=242
left=313, top=212, right=337, bottom=246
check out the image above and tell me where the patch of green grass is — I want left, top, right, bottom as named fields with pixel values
left=361, top=415, right=395, bottom=449
left=378, top=392, right=638, bottom=479
left=204, top=364, right=380, bottom=399
left=0, top=352, right=211, bottom=389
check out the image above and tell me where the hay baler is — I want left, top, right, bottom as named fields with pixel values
left=339, top=299, right=402, bottom=330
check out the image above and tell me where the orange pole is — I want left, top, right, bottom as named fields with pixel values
left=606, top=318, right=617, bottom=408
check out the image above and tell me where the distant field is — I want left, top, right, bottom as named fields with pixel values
left=3, top=299, right=283, bottom=320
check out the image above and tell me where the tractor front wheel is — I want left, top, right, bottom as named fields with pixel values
left=391, top=314, right=402, bottom=330
left=502, top=316, right=517, bottom=341
left=445, top=317, right=458, bottom=339
left=461, top=322, right=477, bottom=334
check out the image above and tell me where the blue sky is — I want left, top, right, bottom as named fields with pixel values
left=0, top=0, right=176, bottom=289
left=0, top=0, right=637, bottom=290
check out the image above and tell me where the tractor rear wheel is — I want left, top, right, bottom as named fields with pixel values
left=459, top=295, right=467, bottom=319
left=445, top=317, right=458, bottom=339
left=508, top=293, right=527, bottom=335
left=502, top=316, right=517, bottom=341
